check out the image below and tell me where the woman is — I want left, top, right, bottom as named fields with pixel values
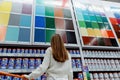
left=22, top=34, right=73, bottom=80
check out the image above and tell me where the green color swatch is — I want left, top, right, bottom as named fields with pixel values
left=46, top=29, right=55, bottom=42
left=102, top=17, right=108, bottom=23
left=46, top=17, right=55, bottom=28
left=83, top=14, right=90, bottom=21
left=86, top=21, right=92, bottom=28
left=78, top=21, right=86, bottom=28
left=98, top=23, right=105, bottom=29
left=104, top=23, right=111, bottom=30
left=92, top=22, right=99, bottom=29
left=96, top=16, right=103, bottom=22
left=45, top=6, right=54, bottom=16
left=90, top=15, right=97, bottom=22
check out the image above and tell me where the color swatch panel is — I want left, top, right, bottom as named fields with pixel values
left=46, top=29, right=55, bottom=42
left=82, top=36, right=118, bottom=46
left=35, top=16, right=74, bottom=30
left=73, top=0, right=118, bottom=47
left=22, top=3, right=32, bottom=14
left=35, top=5, right=45, bottom=16
left=5, top=26, right=30, bottom=42
left=109, top=7, right=120, bottom=43
left=34, top=29, right=45, bottom=42
left=34, top=0, right=77, bottom=44
left=5, top=27, right=19, bottom=41
left=54, top=8, right=64, bottom=18
left=0, top=26, right=7, bottom=41
left=66, top=31, right=77, bottom=44
left=34, top=29, right=77, bottom=44
left=18, top=28, right=30, bottom=42
left=55, top=18, right=65, bottom=29
left=20, top=15, right=31, bottom=27
left=0, top=0, right=33, bottom=44
left=0, top=13, right=10, bottom=26
left=80, top=28, right=88, bottom=36
left=8, top=14, right=20, bottom=26
left=0, top=2, right=12, bottom=12
left=11, top=2, right=23, bottom=13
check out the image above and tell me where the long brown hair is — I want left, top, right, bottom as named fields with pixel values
left=51, top=34, right=68, bottom=62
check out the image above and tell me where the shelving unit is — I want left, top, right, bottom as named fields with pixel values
left=0, top=0, right=82, bottom=79
left=71, top=0, right=120, bottom=80
left=0, top=46, right=82, bottom=79
left=82, top=48, right=120, bottom=79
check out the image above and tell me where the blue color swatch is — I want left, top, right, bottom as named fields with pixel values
left=34, top=29, right=45, bottom=42
left=35, top=6, right=45, bottom=16
left=20, top=15, right=31, bottom=27
left=19, top=28, right=30, bottom=42
left=35, top=16, right=45, bottom=28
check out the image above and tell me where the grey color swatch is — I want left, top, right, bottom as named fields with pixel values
left=8, top=14, right=20, bottom=26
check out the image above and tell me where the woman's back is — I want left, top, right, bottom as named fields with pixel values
left=46, top=47, right=73, bottom=80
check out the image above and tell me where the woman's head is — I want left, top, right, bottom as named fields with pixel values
left=51, top=34, right=64, bottom=49
left=51, top=34, right=68, bottom=62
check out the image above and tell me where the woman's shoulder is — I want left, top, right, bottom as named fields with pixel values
left=45, top=47, right=52, bottom=53
left=67, top=51, right=71, bottom=58
left=47, top=47, right=52, bottom=51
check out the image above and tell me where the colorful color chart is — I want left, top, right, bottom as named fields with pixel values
left=108, top=7, right=120, bottom=43
left=73, top=0, right=118, bottom=47
left=34, top=0, right=77, bottom=44
left=0, top=0, right=33, bottom=43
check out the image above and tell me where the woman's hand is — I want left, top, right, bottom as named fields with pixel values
left=21, top=75, right=29, bottom=80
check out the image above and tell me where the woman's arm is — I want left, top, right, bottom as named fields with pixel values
left=23, top=48, right=51, bottom=80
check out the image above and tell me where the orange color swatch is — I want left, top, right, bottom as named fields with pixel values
left=109, top=17, right=118, bottom=25
left=107, top=30, right=115, bottom=38
left=54, top=8, right=63, bottom=17
left=101, top=30, right=109, bottom=38
left=0, top=26, right=7, bottom=41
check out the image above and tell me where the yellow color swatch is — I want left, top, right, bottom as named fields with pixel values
left=94, top=29, right=102, bottom=37
left=87, top=28, right=95, bottom=37
left=0, top=13, right=10, bottom=26
left=0, top=1, right=12, bottom=12
left=0, top=26, right=7, bottom=41
left=80, top=28, right=88, bottom=36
